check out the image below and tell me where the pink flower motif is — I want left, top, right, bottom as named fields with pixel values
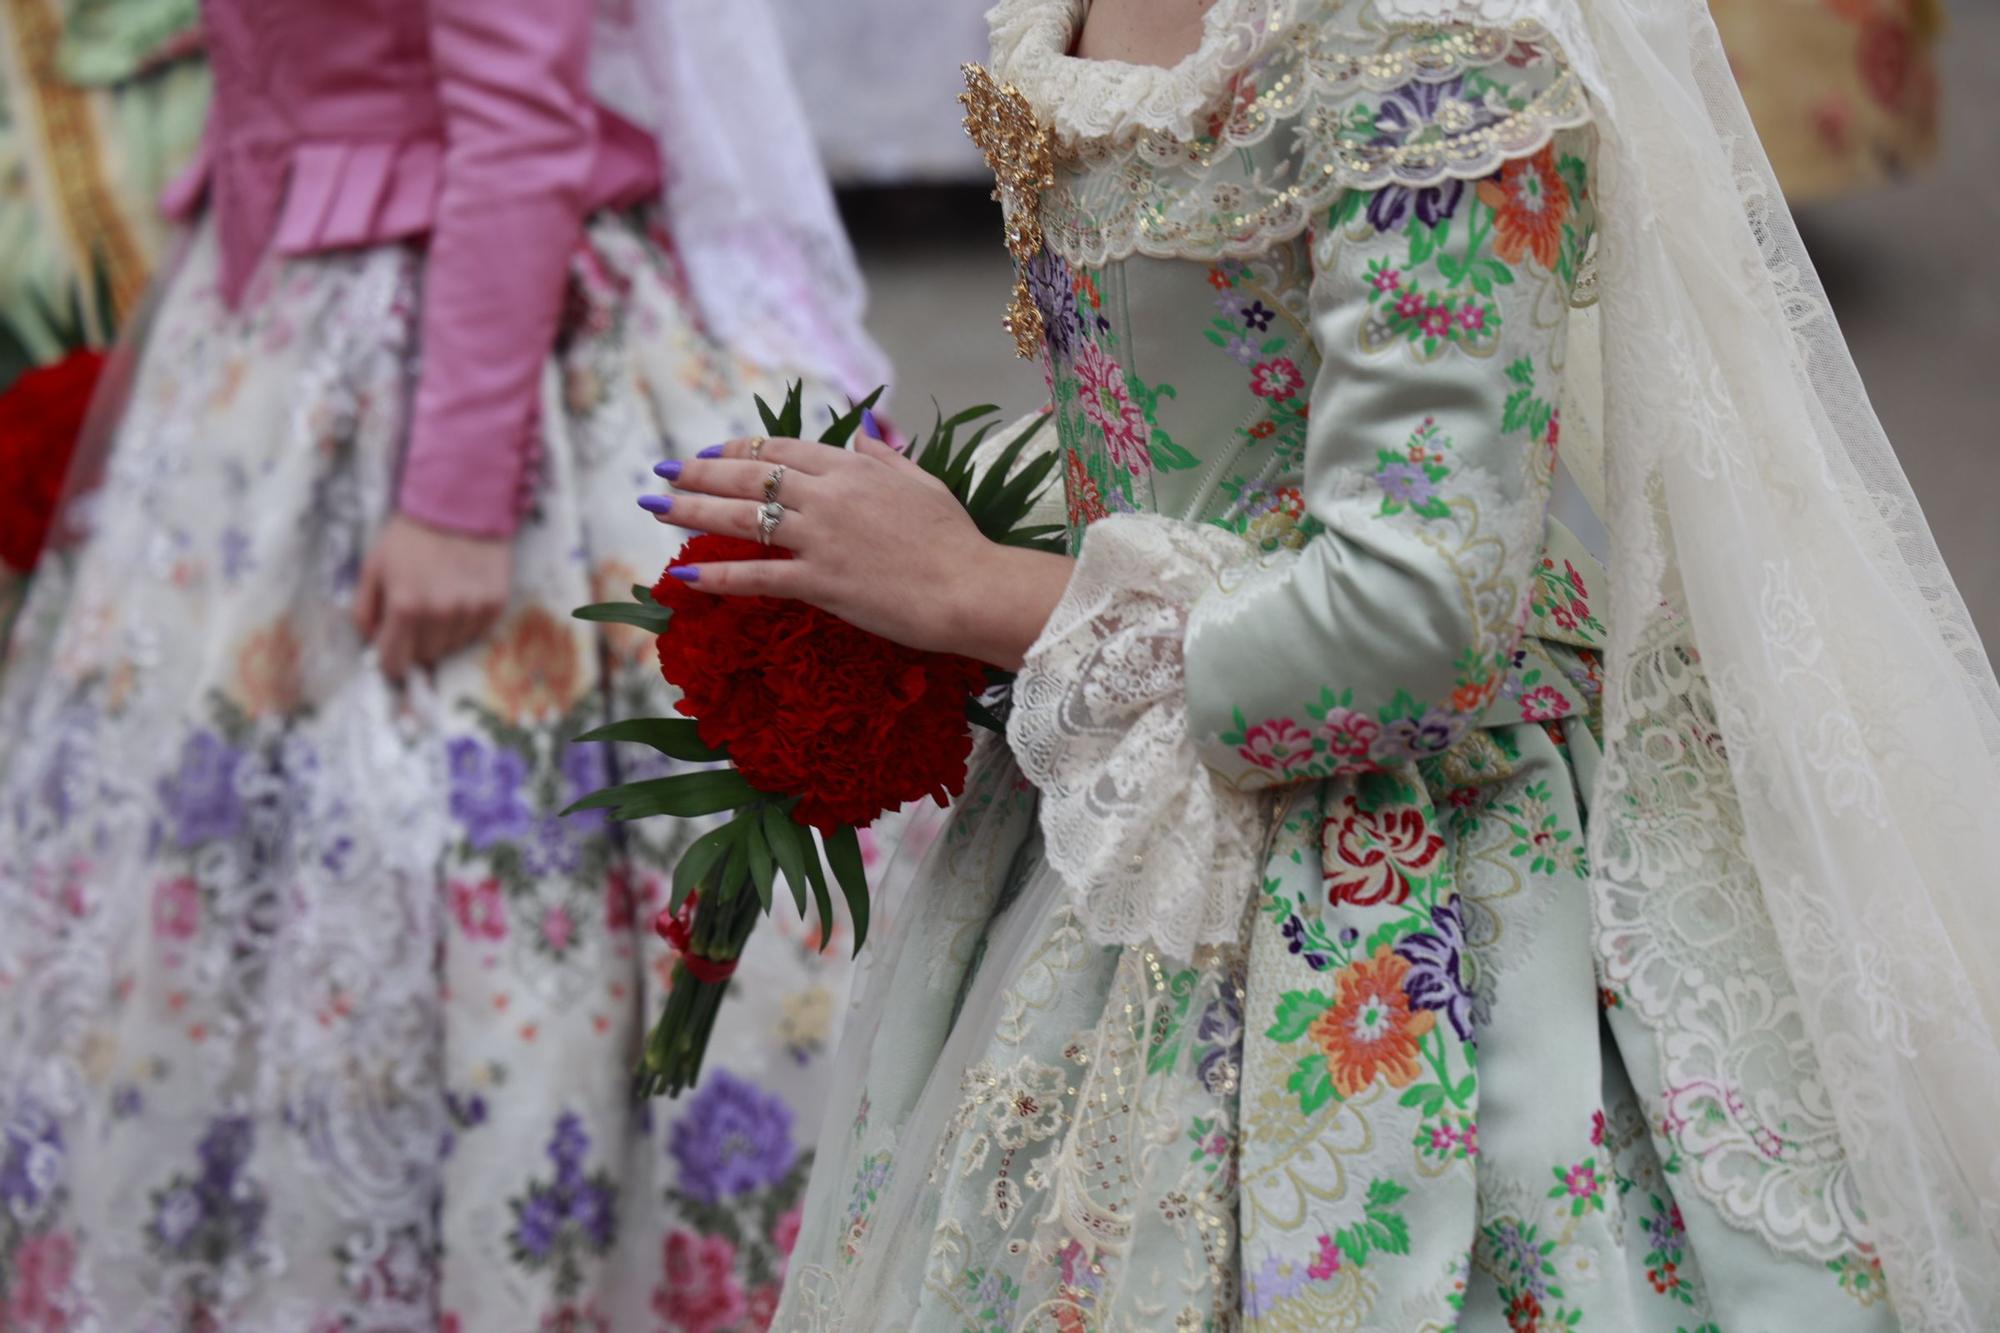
left=1238, top=718, right=1315, bottom=774
left=1421, top=304, right=1452, bottom=337
left=1317, top=707, right=1380, bottom=761
left=1462, top=1123, right=1479, bottom=1156
left=449, top=879, right=507, bottom=942
left=1074, top=341, right=1153, bottom=475
left=772, top=1205, right=803, bottom=1260
left=1308, top=1234, right=1343, bottom=1281
left=1564, top=1162, right=1600, bottom=1198
left=541, top=903, right=575, bottom=954
left=1564, top=560, right=1588, bottom=598
left=153, top=877, right=200, bottom=941
left=1458, top=306, right=1487, bottom=333
left=1520, top=685, right=1572, bottom=722
left=4, top=1229, right=76, bottom=1333
left=1591, top=1109, right=1607, bottom=1146
left=654, top=1230, right=749, bottom=1333
left=1395, top=291, right=1425, bottom=320
left=1371, top=267, right=1402, bottom=293
left=743, top=1285, right=783, bottom=1330
left=1429, top=1124, right=1460, bottom=1153
left=1207, top=1132, right=1230, bottom=1157
left=1250, top=357, right=1305, bottom=401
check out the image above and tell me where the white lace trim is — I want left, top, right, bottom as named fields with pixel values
left=984, top=0, right=1593, bottom=266
left=1007, top=514, right=1270, bottom=959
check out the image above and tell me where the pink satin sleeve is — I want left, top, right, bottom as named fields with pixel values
left=395, top=0, right=598, bottom=538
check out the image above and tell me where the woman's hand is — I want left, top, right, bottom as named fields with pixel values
left=642, top=431, right=1073, bottom=670
left=353, top=514, right=512, bottom=681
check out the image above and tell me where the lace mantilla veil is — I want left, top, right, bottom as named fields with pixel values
left=590, top=0, right=890, bottom=398
left=781, top=0, right=2000, bottom=1327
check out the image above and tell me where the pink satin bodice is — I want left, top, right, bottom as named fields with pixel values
left=165, top=0, right=663, bottom=536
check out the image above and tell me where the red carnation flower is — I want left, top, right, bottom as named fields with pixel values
left=0, top=350, right=105, bottom=573
left=650, top=534, right=989, bottom=832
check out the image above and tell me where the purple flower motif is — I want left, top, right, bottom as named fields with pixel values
left=196, top=1114, right=254, bottom=1187
left=1648, top=1200, right=1686, bottom=1252
left=1365, top=78, right=1474, bottom=232
left=0, top=1098, right=63, bottom=1213
left=152, top=1183, right=207, bottom=1252
left=1222, top=333, right=1263, bottom=366
left=111, top=1084, right=144, bottom=1119
left=159, top=730, right=243, bottom=848
left=1374, top=459, right=1439, bottom=508
left=512, top=1189, right=562, bottom=1260
left=1487, top=1219, right=1550, bottom=1300
left=1241, top=301, right=1276, bottom=331
left=548, top=1111, right=591, bottom=1179
left=561, top=743, right=610, bottom=836
left=1397, top=898, right=1477, bottom=1042
left=446, top=737, right=531, bottom=849
left=668, top=1070, right=797, bottom=1205
left=1245, top=1251, right=1312, bottom=1319
left=148, top=1114, right=267, bottom=1260
left=1377, top=709, right=1466, bottom=760
left=1195, top=985, right=1245, bottom=1094
left=1026, top=251, right=1080, bottom=360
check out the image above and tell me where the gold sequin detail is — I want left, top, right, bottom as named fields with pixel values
left=961, top=63, right=1058, bottom=359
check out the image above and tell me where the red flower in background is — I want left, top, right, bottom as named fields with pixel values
left=651, top=534, right=989, bottom=832
left=0, top=350, right=105, bottom=574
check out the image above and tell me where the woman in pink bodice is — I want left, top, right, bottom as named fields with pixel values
left=0, top=1, right=884, bottom=1328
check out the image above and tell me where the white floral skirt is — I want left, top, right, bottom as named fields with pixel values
left=0, top=214, right=857, bottom=1332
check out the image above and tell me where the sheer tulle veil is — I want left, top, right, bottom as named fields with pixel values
left=590, top=0, right=891, bottom=399
left=790, top=0, right=2000, bottom=1326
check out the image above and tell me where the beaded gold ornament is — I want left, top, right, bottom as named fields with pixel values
left=960, top=63, right=1058, bottom=359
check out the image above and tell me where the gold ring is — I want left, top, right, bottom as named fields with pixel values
left=748, top=437, right=767, bottom=462
left=763, top=465, right=787, bottom=504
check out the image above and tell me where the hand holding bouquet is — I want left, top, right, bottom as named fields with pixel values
left=569, top=386, right=1058, bottom=1096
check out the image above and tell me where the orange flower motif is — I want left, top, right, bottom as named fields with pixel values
left=234, top=621, right=303, bottom=717
left=1477, top=147, right=1571, bottom=271
left=1308, top=946, right=1436, bottom=1097
left=483, top=606, right=582, bottom=722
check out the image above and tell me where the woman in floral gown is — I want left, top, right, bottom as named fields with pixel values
left=643, top=0, right=2000, bottom=1328
left=0, top=0, right=885, bottom=1329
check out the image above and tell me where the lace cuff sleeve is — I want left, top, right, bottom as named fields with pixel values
left=1006, top=513, right=1272, bottom=959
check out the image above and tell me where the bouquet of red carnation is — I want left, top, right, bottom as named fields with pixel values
left=0, top=349, right=105, bottom=576
left=568, top=384, right=1059, bottom=1096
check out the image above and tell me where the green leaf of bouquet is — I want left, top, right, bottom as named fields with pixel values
left=818, top=385, right=885, bottom=447
left=571, top=600, right=673, bottom=633
left=721, top=819, right=752, bottom=893
left=571, top=717, right=725, bottom=762
left=671, top=821, right=738, bottom=912
left=561, top=769, right=757, bottom=820
left=775, top=381, right=804, bottom=439
left=825, top=823, right=870, bottom=954
left=755, top=391, right=782, bottom=437
left=800, top=843, right=837, bottom=952
left=763, top=804, right=811, bottom=918
left=747, top=816, right=777, bottom=912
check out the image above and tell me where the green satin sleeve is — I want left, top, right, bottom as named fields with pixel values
left=1182, top=125, right=1597, bottom=791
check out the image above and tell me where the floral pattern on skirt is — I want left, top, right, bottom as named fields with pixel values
left=0, top=211, right=857, bottom=1331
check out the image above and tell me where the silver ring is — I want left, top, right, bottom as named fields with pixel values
left=747, top=437, right=768, bottom=462
left=762, top=465, right=787, bottom=504
left=756, top=500, right=786, bottom=545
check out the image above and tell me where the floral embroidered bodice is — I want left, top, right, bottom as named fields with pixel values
left=985, top=0, right=1603, bottom=796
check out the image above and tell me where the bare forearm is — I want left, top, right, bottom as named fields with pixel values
left=947, top=544, right=1075, bottom=671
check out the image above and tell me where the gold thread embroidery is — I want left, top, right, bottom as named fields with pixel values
left=961, top=63, right=1058, bottom=359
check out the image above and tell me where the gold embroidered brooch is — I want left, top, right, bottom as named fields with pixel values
left=960, top=63, right=1056, bottom=360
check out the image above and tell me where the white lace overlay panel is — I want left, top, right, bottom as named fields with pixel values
left=1008, top=514, right=1272, bottom=960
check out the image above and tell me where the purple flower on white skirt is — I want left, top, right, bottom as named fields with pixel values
left=1377, top=709, right=1465, bottom=760
left=159, top=730, right=243, bottom=848
left=1245, top=1251, right=1312, bottom=1318
left=446, top=737, right=531, bottom=849
left=0, top=1098, right=64, bottom=1213
left=1397, top=898, right=1477, bottom=1042
left=1374, top=459, right=1439, bottom=508
left=668, top=1070, right=797, bottom=1205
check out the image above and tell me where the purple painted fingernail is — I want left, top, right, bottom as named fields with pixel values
left=667, top=565, right=700, bottom=582
left=638, top=493, right=673, bottom=515
left=697, top=444, right=725, bottom=459
left=653, top=459, right=683, bottom=481
left=861, top=409, right=884, bottom=441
